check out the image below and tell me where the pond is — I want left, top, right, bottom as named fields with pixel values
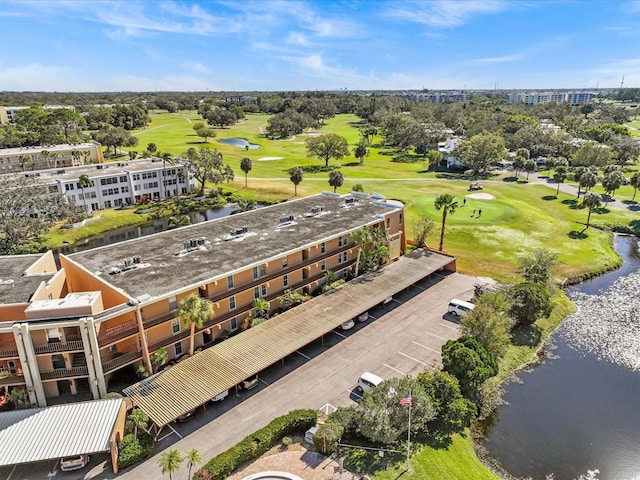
left=219, top=138, right=260, bottom=149
left=480, top=235, right=640, bottom=480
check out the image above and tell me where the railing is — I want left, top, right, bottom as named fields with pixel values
left=0, top=374, right=24, bottom=386
left=34, top=338, right=84, bottom=354
left=102, top=351, right=143, bottom=373
left=0, top=343, right=19, bottom=358
left=40, top=366, right=88, bottom=380
left=146, top=329, right=192, bottom=353
left=98, top=321, right=139, bottom=346
left=142, top=311, right=176, bottom=330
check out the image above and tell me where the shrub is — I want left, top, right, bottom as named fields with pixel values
left=198, top=409, right=317, bottom=479
left=312, top=421, right=344, bottom=455
left=118, top=432, right=155, bottom=469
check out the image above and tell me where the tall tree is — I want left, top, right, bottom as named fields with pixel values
left=328, top=170, right=344, bottom=193
left=183, top=147, right=234, bottom=196
left=305, top=134, right=350, bottom=167
left=176, top=294, right=213, bottom=356
left=453, top=131, right=506, bottom=175
left=579, top=169, right=598, bottom=196
left=157, top=449, right=184, bottom=480
left=147, top=143, right=158, bottom=154
left=601, top=169, right=626, bottom=204
left=240, top=157, right=253, bottom=187
left=126, top=408, right=149, bottom=440
left=78, top=174, right=93, bottom=213
left=629, top=172, right=640, bottom=201
left=508, top=282, right=552, bottom=326
left=185, top=449, right=203, bottom=480
left=553, top=165, right=567, bottom=195
left=412, top=215, right=435, bottom=248
left=582, top=192, right=602, bottom=229
left=516, top=248, right=559, bottom=286
left=434, top=193, right=459, bottom=251
left=523, top=158, right=537, bottom=180
left=353, top=140, right=369, bottom=164
left=289, top=167, right=304, bottom=196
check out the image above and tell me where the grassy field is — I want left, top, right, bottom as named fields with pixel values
left=625, top=120, right=640, bottom=138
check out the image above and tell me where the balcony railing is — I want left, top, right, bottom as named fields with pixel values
left=40, top=366, right=88, bottom=380
left=97, top=321, right=139, bottom=346
left=102, top=351, right=143, bottom=373
left=142, top=310, right=176, bottom=330
left=0, top=374, right=24, bottom=387
left=34, top=337, right=84, bottom=354
left=0, top=343, right=19, bottom=358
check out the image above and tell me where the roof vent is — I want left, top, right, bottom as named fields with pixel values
left=223, top=226, right=253, bottom=242
left=341, top=197, right=359, bottom=208
left=305, top=205, right=327, bottom=217
left=175, top=237, right=208, bottom=256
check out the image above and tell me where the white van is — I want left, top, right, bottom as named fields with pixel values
left=447, top=298, right=475, bottom=317
left=357, top=372, right=384, bottom=392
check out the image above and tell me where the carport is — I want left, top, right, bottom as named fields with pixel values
left=0, top=397, right=128, bottom=474
left=123, top=248, right=456, bottom=429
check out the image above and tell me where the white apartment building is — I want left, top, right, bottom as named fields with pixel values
left=10, top=158, right=192, bottom=211
left=507, top=91, right=594, bottom=105
left=0, top=143, right=104, bottom=172
left=0, top=105, right=75, bottom=125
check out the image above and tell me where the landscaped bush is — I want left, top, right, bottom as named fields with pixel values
left=312, top=421, right=344, bottom=455
left=118, top=432, right=155, bottom=469
left=198, top=409, right=317, bottom=479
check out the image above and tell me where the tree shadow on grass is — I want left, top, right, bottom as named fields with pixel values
left=342, top=161, right=362, bottom=167
left=541, top=195, right=557, bottom=201
left=593, top=206, right=610, bottom=215
left=568, top=230, right=588, bottom=239
left=562, top=199, right=582, bottom=210
left=502, top=176, right=518, bottom=183
left=622, top=199, right=638, bottom=205
left=511, top=325, right=542, bottom=347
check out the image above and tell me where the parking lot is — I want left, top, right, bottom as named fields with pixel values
left=0, top=271, right=477, bottom=480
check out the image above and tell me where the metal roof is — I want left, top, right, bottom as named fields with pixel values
left=124, top=249, right=455, bottom=427
left=0, top=398, right=123, bottom=467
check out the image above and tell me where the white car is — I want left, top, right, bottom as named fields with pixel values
left=211, top=389, right=229, bottom=402
left=340, top=319, right=355, bottom=330
left=60, top=454, right=90, bottom=472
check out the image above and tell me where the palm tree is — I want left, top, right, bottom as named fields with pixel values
left=352, top=227, right=372, bottom=277
left=161, top=152, right=174, bottom=199
left=579, top=170, right=598, bottom=196
left=253, top=298, right=270, bottom=320
left=78, top=174, right=93, bottom=213
left=41, top=150, right=51, bottom=168
left=434, top=193, right=458, bottom=251
left=289, top=167, right=304, bottom=196
left=185, top=449, right=203, bottom=480
left=328, top=170, right=344, bottom=193
left=126, top=408, right=149, bottom=440
left=582, top=192, right=602, bottom=229
left=7, top=387, right=31, bottom=409
left=523, top=159, right=537, bottom=180
left=630, top=172, right=640, bottom=201
left=157, top=449, right=183, bottom=480
left=150, top=346, right=168, bottom=373
left=240, top=157, right=253, bottom=187
left=602, top=170, right=626, bottom=205
left=176, top=294, right=213, bottom=356
left=573, top=166, right=587, bottom=197
left=50, top=151, right=60, bottom=169
left=553, top=165, right=567, bottom=195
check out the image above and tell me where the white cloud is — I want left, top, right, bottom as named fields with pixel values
left=285, top=31, right=314, bottom=47
left=473, top=53, right=525, bottom=64
left=387, top=0, right=510, bottom=27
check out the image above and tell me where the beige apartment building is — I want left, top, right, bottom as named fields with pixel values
left=0, top=142, right=104, bottom=173
left=0, top=192, right=408, bottom=407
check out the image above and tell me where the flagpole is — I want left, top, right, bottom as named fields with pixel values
left=406, top=389, right=412, bottom=472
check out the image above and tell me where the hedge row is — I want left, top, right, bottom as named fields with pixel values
left=198, top=409, right=317, bottom=479
left=119, top=432, right=155, bottom=469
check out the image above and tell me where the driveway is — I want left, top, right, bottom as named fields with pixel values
left=0, top=272, right=477, bottom=480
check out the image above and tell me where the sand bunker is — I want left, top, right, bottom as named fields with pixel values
left=258, top=156, right=283, bottom=161
left=466, top=193, right=495, bottom=200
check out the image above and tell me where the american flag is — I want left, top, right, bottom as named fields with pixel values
left=399, top=392, right=413, bottom=406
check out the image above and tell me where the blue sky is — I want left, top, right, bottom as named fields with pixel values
left=1, top=0, right=639, bottom=92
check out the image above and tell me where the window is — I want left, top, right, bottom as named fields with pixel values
left=169, top=296, right=177, bottom=310
left=260, top=265, right=267, bottom=277
left=174, top=342, right=183, bottom=356
left=261, top=285, right=268, bottom=297
left=321, top=260, right=326, bottom=272
left=282, top=257, right=288, bottom=269
left=283, top=274, right=289, bottom=288
left=230, top=317, right=238, bottom=331
left=227, top=275, right=234, bottom=289
left=254, top=287, right=260, bottom=299
left=229, top=296, right=236, bottom=310
left=171, top=319, right=180, bottom=334
left=338, top=235, right=348, bottom=247
left=321, top=242, right=326, bottom=254
left=386, top=218, right=390, bottom=229
left=338, top=252, right=348, bottom=264
left=253, top=266, right=259, bottom=280
left=399, top=213, right=403, bottom=224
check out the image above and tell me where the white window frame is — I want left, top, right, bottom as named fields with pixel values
left=321, top=242, right=326, bottom=253
left=321, top=260, right=326, bottom=272
left=230, top=317, right=238, bottom=331
left=283, top=274, right=289, bottom=288
left=253, top=266, right=259, bottom=280
left=174, top=342, right=183, bottom=357
left=171, top=319, right=180, bottom=334
left=261, top=285, right=268, bottom=297
left=254, top=287, right=260, bottom=299
left=169, top=296, right=177, bottom=310
left=229, top=296, right=236, bottom=310
left=282, top=257, right=288, bottom=269
left=227, top=275, right=234, bottom=289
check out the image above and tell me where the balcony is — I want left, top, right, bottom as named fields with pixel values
left=34, top=336, right=84, bottom=355
left=102, top=351, right=143, bottom=373
left=0, top=374, right=24, bottom=387
left=0, top=343, right=18, bottom=358
left=142, top=310, right=176, bottom=330
left=97, top=321, right=139, bottom=346
left=40, top=366, right=88, bottom=380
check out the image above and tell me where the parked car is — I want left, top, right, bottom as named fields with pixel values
left=211, top=389, right=229, bottom=402
left=356, top=372, right=384, bottom=392
left=357, top=312, right=369, bottom=322
left=238, top=375, right=259, bottom=391
left=468, top=182, right=483, bottom=191
left=60, top=454, right=90, bottom=472
left=175, top=408, right=196, bottom=423
left=447, top=298, right=476, bottom=317
left=340, top=319, right=355, bottom=330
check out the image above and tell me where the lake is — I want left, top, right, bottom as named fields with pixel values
left=218, top=138, right=260, bottom=149
left=481, top=235, right=640, bottom=480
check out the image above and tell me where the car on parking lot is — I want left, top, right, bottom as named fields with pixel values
left=175, top=408, right=196, bottom=423
left=60, top=454, right=90, bottom=472
left=238, top=375, right=259, bottom=391
left=357, top=312, right=369, bottom=322
left=211, top=389, right=229, bottom=402
left=356, top=372, right=384, bottom=392
left=468, top=182, right=483, bottom=191
left=340, top=319, right=355, bottom=330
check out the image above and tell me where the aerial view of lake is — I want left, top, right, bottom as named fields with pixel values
left=219, top=138, right=260, bottom=149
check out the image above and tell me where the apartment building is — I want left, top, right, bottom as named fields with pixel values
left=7, top=158, right=191, bottom=211
left=507, top=91, right=595, bottom=105
left=0, top=105, right=76, bottom=125
left=0, top=192, right=406, bottom=407
left=0, top=143, right=104, bottom=172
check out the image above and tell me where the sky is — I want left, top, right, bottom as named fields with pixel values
left=1, top=0, right=639, bottom=92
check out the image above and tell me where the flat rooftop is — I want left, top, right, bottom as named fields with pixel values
left=0, top=254, right=54, bottom=305
left=4, top=158, right=180, bottom=184
left=68, top=193, right=402, bottom=301
left=0, top=143, right=97, bottom=156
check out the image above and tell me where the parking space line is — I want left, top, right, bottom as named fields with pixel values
left=332, top=330, right=347, bottom=339
left=411, top=284, right=426, bottom=290
left=367, top=314, right=378, bottom=320
left=391, top=299, right=402, bottom=304
left=398, top=351, right=428, bottom=366
left=259, top=378, right=270, bottom=386
left=424, top=331, right=449, bottom=341
left=162, top=424, right=182, bottom=441
left=438, top=322, right=459, bottom=331
left=296, top=350, right=311, bottom=360
left=412, top=341, right=440, bottom=353
left=383, top=363, right=406, bottom=375
left=5, top=465, right=16, bottom=480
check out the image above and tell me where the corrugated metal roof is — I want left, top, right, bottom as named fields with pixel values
left=124, top=249, right=455, bottom=427
left=0, top=398, right=123, bottom=467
